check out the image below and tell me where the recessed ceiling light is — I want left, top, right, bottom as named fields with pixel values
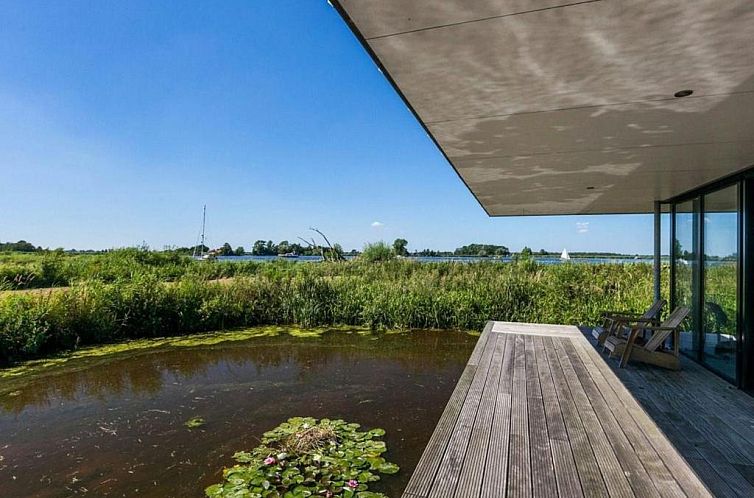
left=674, top=89, right=693, bottom=98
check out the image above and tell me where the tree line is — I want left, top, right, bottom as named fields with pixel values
left=0, top=240, right=43, bottom=252
left=1, top=239, right=652, bottom=259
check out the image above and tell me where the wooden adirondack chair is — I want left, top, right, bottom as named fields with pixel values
left=592, top=299, right=666, bottom=345
left=604, top=306, right=690, bottom=370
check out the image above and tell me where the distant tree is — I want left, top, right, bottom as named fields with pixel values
left=393, top=238, right=409, bottom=257
left=252, top=240, right=271, bottom=255
left=234, top=246, right=245, bottom=256
left=454, top=243, right=509, bottom=257
left=538, top=249, right=548, bottom=256
left=0, top=240, right=40, bottom=252
left=520, top=246, right=533, bottom=257
left=493, top=246, right=510, bottom=257
left=332, top=243, right=344, bottom=260
left=219, top=242, right=234, bottom=256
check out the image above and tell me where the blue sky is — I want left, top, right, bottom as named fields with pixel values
left=0, top=0, right=664, bottom=254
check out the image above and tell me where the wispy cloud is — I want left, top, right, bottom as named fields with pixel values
left=371, top=221, right=384, bottom=228
left=576, top=222, right=590, bottom=234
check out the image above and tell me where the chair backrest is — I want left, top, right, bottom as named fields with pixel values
left=644, top=306, right=690, bottom=352
left=642, top=299, right=666, bottom=321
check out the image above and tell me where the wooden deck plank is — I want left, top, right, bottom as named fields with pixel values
left=480, top=334, right=513, bottom=498
left=542, top=336, right=609, bottom=498
left=695, top=445, right=754, bottom=497
left=426, top=327, right=498, bottom=498
left=635, top=388, right=753, bottom=498
left=533, top=336, right=584, bottom=498
left=402, top=322, right=716, bottom=498
left=467, top=321, right=494, bottom=367
left=551, top=338, right=635, bottom=498
left=455, top=334, right=506, bottom=498
left=525, top=335, right=559, bottom=498
left=623, top=363, right=754, bottom=496
left=565, top=340, right=684, bottom=498
left=563, top=341, right=668, bottom=497
left=687, top=457, right=739, bottom=498
left=575, top=334, right=713, bottom=498
left=509, top=334, right=533, bottom=498
left=402, top=322, right=493, bottom=497
left=641, top=363, right=754, bottom=465
left=608, top=364, right=702, bottom=460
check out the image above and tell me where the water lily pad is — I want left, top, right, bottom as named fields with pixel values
left=206, top=417, right=397, bottom=497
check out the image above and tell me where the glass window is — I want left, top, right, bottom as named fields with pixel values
left=703, top=186, right=739, bottom=380
left=674, top=200, right=698, bottom=357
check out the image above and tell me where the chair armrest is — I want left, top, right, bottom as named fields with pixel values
left=633, top=325, right=677, bottom=332
left=608, top=314, right=654, bottom=322
left=601, top=310, right=640, bottom=317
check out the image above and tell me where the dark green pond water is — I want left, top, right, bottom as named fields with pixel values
left=0, top=328, right=477, bottom=497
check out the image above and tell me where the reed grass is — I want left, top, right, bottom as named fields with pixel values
left=0, top=259, right=667, bottom=365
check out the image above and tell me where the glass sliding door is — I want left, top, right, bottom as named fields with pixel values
left=702, top=186, right=739, bottom=380
left=674, top=199, right=699, bottom=358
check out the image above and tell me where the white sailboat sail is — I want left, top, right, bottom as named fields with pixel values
left=560, top=248, right=570, bottom=260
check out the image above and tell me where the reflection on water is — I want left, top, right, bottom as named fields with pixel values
left=0, top=329, right=476, bottom=497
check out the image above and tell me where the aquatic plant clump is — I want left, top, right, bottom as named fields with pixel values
left=185, top=416, right=206, bottom=429
left=205, top=417, right=399, bottom=498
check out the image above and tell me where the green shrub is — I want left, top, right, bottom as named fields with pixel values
left=360, top=242, right=394, bottom=263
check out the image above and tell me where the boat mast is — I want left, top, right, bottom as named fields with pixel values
left=199, top=205, right=206, bottom=258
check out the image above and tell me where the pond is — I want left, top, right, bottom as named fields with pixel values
left=0, top=327, right=477, bottom=497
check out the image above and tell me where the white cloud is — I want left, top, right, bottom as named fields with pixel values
left=576, top=222, right=590, bottom=234
left=371, top=221, right=384, bottom=228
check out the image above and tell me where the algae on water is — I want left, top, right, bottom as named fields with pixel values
left=0, top=325, right=366, bottom=394
left=185, top=416, right=206, bottom=429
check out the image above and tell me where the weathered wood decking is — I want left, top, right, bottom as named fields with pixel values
left=599, top=333, right=754, bottom=498
left=402, top=322, right=712, bottom=498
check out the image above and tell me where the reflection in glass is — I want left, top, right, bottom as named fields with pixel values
left=703, top=186, right=738, bottom=380
left=674, top=200, right=698, bottom=357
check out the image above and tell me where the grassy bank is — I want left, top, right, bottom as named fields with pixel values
left=0, top=258, right=666, bottom=365
left=0, top=249, right=275, bottom=290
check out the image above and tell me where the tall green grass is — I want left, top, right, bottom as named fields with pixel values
left=0, top=259, right=666, bottom=365
left=0, top=248, right=275, bottom=289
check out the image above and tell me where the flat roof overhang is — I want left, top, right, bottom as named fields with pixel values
left=332, top=0, right=754, bottom=215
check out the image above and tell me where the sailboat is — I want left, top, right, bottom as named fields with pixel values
left=560, top=248, right=571, bottom=261
left=192, top=205, right=214, bottom=260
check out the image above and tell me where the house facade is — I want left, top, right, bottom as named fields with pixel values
left=332, top=0, right=754, bottom=388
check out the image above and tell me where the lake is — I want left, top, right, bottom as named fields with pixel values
left=0, top=328, right=477, bottom=497
left=216, top=255, right=659, bottom=265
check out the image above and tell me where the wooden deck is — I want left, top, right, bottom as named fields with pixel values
left=402, top=321, right=713, bottom=498
left=596, top=331, right=754, bottom=498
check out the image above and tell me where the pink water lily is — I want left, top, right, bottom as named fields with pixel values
left=346, top=480, right=359, bottom=489
left=264, top=456, right=276, bottom=465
